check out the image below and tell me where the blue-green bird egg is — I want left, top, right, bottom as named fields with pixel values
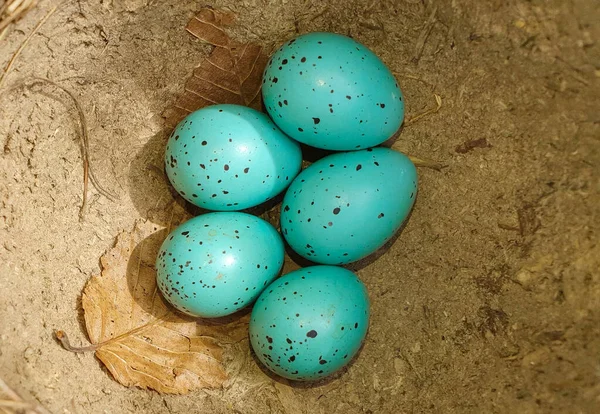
left=262, top=32, right=404, bottom=151
left=156, top=212, right=285, bottom=318
left=249, top=266, right=370, bottom=381
left=280, top=148, right=417, bottom=265
left=165, top=104, right=302, bottom=211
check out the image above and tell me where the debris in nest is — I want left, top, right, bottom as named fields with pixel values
left=163, top=8, right=269, bottom=127
left=405, top=93, right=442, bottom=126
left=0, top=0, right=37, bottom=34
left=455, top=138, right=492, bottom=154
left=517, top=202, right=541, bottom=237
left=412, top=5, right=438, bottom=64
left=18, top=78, right=118, bottom=221
left=56, top=218, right=249, bottom=394
left=0, top=2, right=56, bottom=89
left=0, top=375, right=51, bottom=414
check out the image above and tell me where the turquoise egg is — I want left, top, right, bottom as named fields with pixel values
left=156, top=212, right=285, bottom=318
left=262, top=32, right=404, bottom=151
left=249, top=266, right=370, bottom=381
left=165, top=104, right=302, bottom=211
left=280, top=148, right=417, bottom=264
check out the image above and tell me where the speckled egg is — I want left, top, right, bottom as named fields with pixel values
left=280, top=148, right=417, bottom=264
left=249, top=266, right=370, bottom=381
left=156, top=212, right=285, bottom=318
left=262, top=32, right=404, bottom=151
left=165, top=104, right=302, bottom=211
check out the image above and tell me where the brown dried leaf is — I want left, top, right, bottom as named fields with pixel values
left=81, top=219, right=247, bottom=394
left=164, top=8, right=269, bottom=127
left=185, top=8, right=236, bottom=47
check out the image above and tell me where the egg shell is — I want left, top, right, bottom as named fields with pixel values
left=262, top=32, right=404, bottom=150
left=249, top=266, right=370, bottom=381
left=156, top=212, right=285, bottom=318
left=165, top=104, right=302, bottom=211
left=280, top=148, right=417, bottom=264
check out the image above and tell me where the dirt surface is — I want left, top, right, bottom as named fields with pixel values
left=1, top=0, right=599, bottom=413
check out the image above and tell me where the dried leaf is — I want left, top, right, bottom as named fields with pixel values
left=164, top=8, right=269, bottom=127
left=185, top=8, right=236, bottom=47
left=80, top=219, right=247, bottom=394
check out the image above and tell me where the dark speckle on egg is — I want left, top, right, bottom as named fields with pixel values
left=156, top=212, right=285, bottom=319
left=279, top=147, right=417, bottom=265
left=248, top=266, right=370, bottom=380
left=261, top=32, right=404, bottom=150
left=164, top=104, right=302, bottom=211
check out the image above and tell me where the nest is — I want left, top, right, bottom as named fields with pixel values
left=0, top=0, right=37, bottom=33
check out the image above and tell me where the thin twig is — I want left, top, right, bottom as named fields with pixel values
left=0, top=376, right=51, bottom=414
left=392, top=143, right=446, bottom=171
left=407, top=155, right=446, bottom=171
left=405, top=94, right=442, bottom=126
left=0, top=399, right=38, bottom=410
left=81, top=152, right=90, bottom=219
left=0, top=377, right=21, bottom=402
left=0, top=2, right=56, bottom=90
left=22, top=77, right=118, bottom=220
left=56, top=312, right=172, bottom=354
left=0, top=0, right=38, bottom=32
left=0, top=1, right=10, bottom=18
left=397, top=349, right=424, bottom=382
left=412, top=6, right=438, bottom=63
left=394, top=72, right=436, bottom=89
left=54, top=330, right=98, bottom=353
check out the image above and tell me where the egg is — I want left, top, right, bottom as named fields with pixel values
left=262, top=32, right=404, bottom=151
left=280, top=148, right=417, bottom=264
left=249, top=266, right=370, bottom=380
left=165, top=104, right=302, bottom=211
left=156, top=212, right=285, bottom=318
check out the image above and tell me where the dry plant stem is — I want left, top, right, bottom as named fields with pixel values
left=0, top=376, right=51, bottom=414
left=405, top=94, right=442, bottom=126
left=80, top=150, right=90, bottom=220
left=56, top=312, right=170, bottom=354
left=0, top=377, right=21, bottom=403
left=407, top=155, right=446, bottom=171
left=0, top=0, right=38, bottom=32
left=0, top=400, right=37, bottom=410
left=393, top=93, right=445, bottom=170
left=0, top=2, right=56, bottom=90
left=0, top=1, right=9, bottom=17
left=55, top=330, right=98, bottom=353
left=395, top=72, right=436, bottom=88
left=412, top=6, right=438, bottom=63
left=23, top=78, right=118, bottom=221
